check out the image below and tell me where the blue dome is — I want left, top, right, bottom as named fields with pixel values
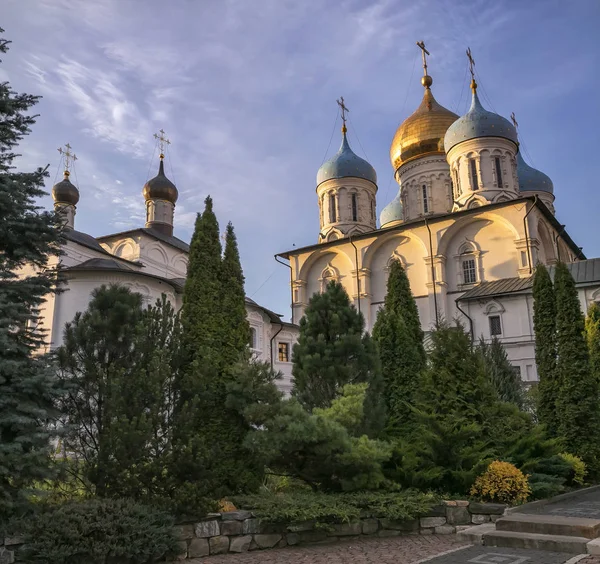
left=380, top=189, right=403, bottom=227
left=444, top=88, right=518, bottom=153
left=517, top=152, right=554, bottom=194
left=317, top=130, right=377, bottom=187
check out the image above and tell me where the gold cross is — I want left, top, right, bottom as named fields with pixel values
left=153, top=128, right=171, bottom=158
left=416, top=40, right=430, bottom=76
left=58, top=143, right=77, bottom=173
left=510, top=112, right=519, bottom=129
left=336, top=97, right=349, bottom=131
left=466, top=47, right=476, bottom=81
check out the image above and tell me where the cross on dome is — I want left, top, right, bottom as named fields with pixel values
left=153, top=128, right=171, bottom=159
left=417, top=40, right=433, bottom=89
left=466, top=47, right=477, bottom=91
left=510, top=112, right=519, bottom=129
left=337, top=97, right=349, bottom=133
left=58, top=143, right=77, bottom=175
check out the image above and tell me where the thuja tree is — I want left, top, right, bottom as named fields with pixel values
left=0, top=30, right=64, bottom=519
left=554, top=262, right=600, bottom=472
left=373, top=260, right=425, bottom=433
left=586, top=302, right=600, bottom=384
left=532, top=263, right=558, bottom=434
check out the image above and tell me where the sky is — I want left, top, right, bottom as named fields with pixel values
left=3, top=0, right=600, bottom=320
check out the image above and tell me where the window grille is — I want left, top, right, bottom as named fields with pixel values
left=489, top=315, right=502, bottom=336
left=278, top=342, right=290, bottom=362
left=462, top=258, right=477, bottom=284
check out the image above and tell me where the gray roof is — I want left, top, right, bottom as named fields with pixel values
left=459, top=258, right=600, bottom=301
left=97, top=227, right=189, bottom=252
left=65, top=229, right=113, bottom=255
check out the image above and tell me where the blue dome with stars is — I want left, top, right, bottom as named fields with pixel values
left=380, top=189, right=403, bottom=228
left=444, top=86, right=518, bottom=154
left=317, top=130, right=377, bottom=187
left=517, top=151, right=554, bottom=194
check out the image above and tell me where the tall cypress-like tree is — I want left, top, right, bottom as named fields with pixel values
left=373, top=260, right=425, bottom=432
left=554, top=262, right=600, bottom=471
left=292, top=281, right=381, bottom=415
left=586, top=302, right=600, bottom=384
left=0, top=31, right=64, bottom=519
left=532, top=263, right=558, bottom=434
left=220, top=222, right=251, bottom=366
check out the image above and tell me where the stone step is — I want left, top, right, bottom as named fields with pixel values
left=456, top=523, right=496, bottom=545
left=484, top=530, right=590, bottom=554
left=496, top=513, right=600, bottom=539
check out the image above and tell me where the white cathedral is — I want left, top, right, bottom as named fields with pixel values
left=34, top=46, right=600, bottom=387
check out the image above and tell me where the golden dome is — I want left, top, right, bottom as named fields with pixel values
left=390, top=78, right=458, bottom=173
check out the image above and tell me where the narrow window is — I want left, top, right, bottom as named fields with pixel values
left=278, top=342, right=289, bottom=362
left=329, top=194, right=336, bottom=223
left=495, top=157, right=503, bottom=188
left=462, top=257, right=477, bottom=284
left=371, top=199, right=374, bottom=220
left=249, top=327, right=257, bottom=349
left=512, top=365, right=522, bottom=380
left=470, top=159, right=479, bottom=190
left=351, top=193, right=358, bottom=222
left=489, top=315, right=502, bottom=336
left=422, top=184, right=429, bottom=214
left=520, top=251, right=527, bottom=267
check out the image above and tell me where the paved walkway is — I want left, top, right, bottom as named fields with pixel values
left=516, top=488, right=600, bottom=519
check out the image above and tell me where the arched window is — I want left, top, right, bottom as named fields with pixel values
left=329, top=193, right=337, bottom=223
left=370, top=198, right=375, bottom=220
left=460, top=246, right=477, bottom=285
left=470, top=159, right=479, bottom=190
left=351, top=193, right=358, bottom=222
left=249, top=327, right=257, bottom=349
left=422, top=184, right=429, bottom=214
left=494, top=157, right=503, bottom=188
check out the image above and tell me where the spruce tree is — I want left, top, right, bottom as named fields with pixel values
left=292, top=281, right=381, bottom=412
left=554, top=262, right=600, bottom=471
left=0, top=30, right=64, bottom=519
left=586, top=302, right=600, bottom=384
left=373, top=260, right=425, bottom=432
left=220, top=222, right=251, bottom=366
left=532, top=263, right=558, bottom=434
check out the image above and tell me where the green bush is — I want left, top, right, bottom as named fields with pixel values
left=559, top=452, right=587, bottom=486
left=18, top=498, right=178, bottom=564
left=232, top=489, right=439, bottom=528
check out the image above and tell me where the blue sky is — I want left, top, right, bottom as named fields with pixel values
left=3, top=0, right=600, bottom=320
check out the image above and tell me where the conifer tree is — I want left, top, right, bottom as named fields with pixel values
left=0, top=30, right=64, bottom=519
left=586, top=302, right=600, bottom=384
left=292, top=281, right=381, bottom=413
left=532, top=263, right=558, bottom=434
left=554, top=262, right=600, bottom=471
left=220, top=222, right=251, bottom=366
left=373, top=260, right=425, bottom=432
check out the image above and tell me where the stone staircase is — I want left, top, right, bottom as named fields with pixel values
left=458, top=512, right=600, bottom=554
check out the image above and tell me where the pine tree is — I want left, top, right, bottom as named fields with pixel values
left=532, top=263, right=558, bottom=434
left=554, top=262, right=600, bottom=471
left=586, top=302, right=600, bottom=384
left=478, top=337, right=525, bottom=409
left=0, top=30, right=64, bottom=519
left=220, top=222, right=251, bottom=366
left=373, top=260, right=425, bottom=433
left=292, top=281, right=381, bottom=412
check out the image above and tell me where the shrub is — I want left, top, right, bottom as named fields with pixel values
left=559, top=453, right=587, bottom=486
left=470, top=461, right=531, bottom=505
left=18, top=498, right=178, bottom=564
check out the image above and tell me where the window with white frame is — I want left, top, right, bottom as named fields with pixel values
left=470, top=159, right=479, bottom=190
left=249, top=327, right=257, bottom=349
left=422, top=184, right=429, bottom=214
left=462, top=256, right=477, bottom=284
left=278, top=342, right=290, bottom=362
left=489, top=315, right=502, bottom=336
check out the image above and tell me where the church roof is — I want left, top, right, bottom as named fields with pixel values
left=65, top=229, right=114, bottom=255
left=96, top=227, right=189, bottom=252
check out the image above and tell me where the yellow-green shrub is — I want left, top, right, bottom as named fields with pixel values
left=470, top=460, right=531, bottom=505
left=559, top=452, right=587, bottom=486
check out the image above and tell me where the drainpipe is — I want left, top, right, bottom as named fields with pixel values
left=269, top=321, right=284, bottom=368
left=523, top=195, right=538, bottom=274
left=455, top=296, right=474, bottom=343
left=275, top=254, right=293, bottom=318
left=552, top=225, right=566, bottom=263
left=349, top=234, right=361, bottom=316
left=424, top=217, right=439, bottom=327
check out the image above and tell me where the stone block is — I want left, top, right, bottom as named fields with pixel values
left=243, top=518, right=260, bottom=534
left=221, top=510, right=253, bottom=521
left=287, top=520, right=316, bottom=532
left=361, top=518, right=379, bottom=535
left=229, top=535, right=252, bottom=553
left=249, top=539, right=259, bottom=551
left=259, top=521, right=287, bottom=534
left=455, top=525, right=472, bottom=532
left=298, top=530, right=328, bottom=543
left=381, top=518, right=419, bottom=531
left=188, top=538, right=210, bottom=557
left=328, top=522, right=361, bottom=536
left=471, top=514, right=491, bottom=525
left=195, top=519, right=220, bottom=538
left=434, top=525, right=455, bottom=535
left=253, top=534, right=282, bottom=548
left=420, top=528, right=434, bottom=535
left=426, top=504, right=447, bottom=516
left=0, top=547, right=15, bottom=564
left=587, top=538, right=600, bottom=555
left=209, top=535, right=230, bottom=555
left=3, top=538, right=23, bottom=548
left=442, top=500, right=457, bottom=507
left=468, top=502, right=506, bottom=515
left=175, top=540, right=188, bottom=561
left=490, top=514, right=502, bottom=522
left=419, top=516, right=446, bottom=528
left=445, top=506, right=470, bottom=525
left=287, top=533, right=300, bottom=546
left=455, top=500, right=469, bottom=507
left=377, top=529, right=401, bottom=537
left=277, top=538, right=288, bottom=548
left=173, top=524, right=195, bottom=540
left=221, top=520, right=243, bottom=536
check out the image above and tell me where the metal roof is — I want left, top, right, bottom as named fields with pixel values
left=560, top=258, right=600, bottom=285
left=97, top=227, right=189, bottom=252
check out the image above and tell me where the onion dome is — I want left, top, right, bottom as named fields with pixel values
left=444, top=82, right=518, bottom=153
left=390, top=75, right=458, bottom=172
left=143, top=158, right=178, bottom=204
left=517, top=152, right=554, bottom=194
left=317, top=129, right=377, bottom=187
left=52, top=171, right=80, bottom=206
left=380, top=189, right=403, bottom=228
